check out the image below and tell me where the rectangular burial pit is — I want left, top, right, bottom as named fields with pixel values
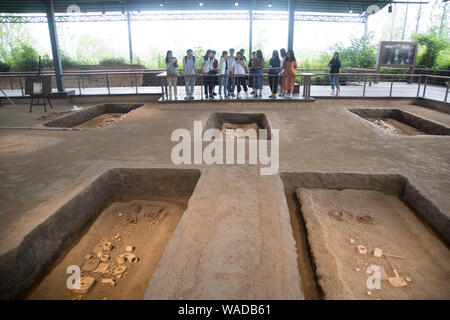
left=281, top=172, right=450, bottom=300
left=43, top=103, right=143, bottom=128
left=0, top=168, right=200, bottom=300
left=349, top=108, right=450, bottom=136
left=203, top=112, right=271, bottom=140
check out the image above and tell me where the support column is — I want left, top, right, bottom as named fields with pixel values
left=44, top=0, right=64, bottom=92
left=127, top=11, right=133, bottom=64
left=287, top=0, right=295, bottom=51
left=364, top=15, right=369, bottom=36
left=249, top=9, right=253, bottom=58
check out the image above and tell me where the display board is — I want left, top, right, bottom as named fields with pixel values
left=377, top=41, right=418, bottom=68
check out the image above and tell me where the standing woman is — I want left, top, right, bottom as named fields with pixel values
left=232, top=52, right=248, bottom=98
left=219, top=50, right=229, bottom=98
left=201, top=49, right=215, bottom=99
left=268, top=50, right=281, bottom=98
left=278, top=48, right=287, bottom=96
left=328, top=51, right=341, bottom=96
left=252, top=50, right=264, bottom=98
left=282, top=50, right=297, bottom=98
left=165, top=50, right=178, bottom=100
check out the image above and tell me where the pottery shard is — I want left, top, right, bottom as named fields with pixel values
left=113, top=265, right=127, bottom=275
left=117, top=255, right=126, bottom=264
left=357, top=245, right=367, bottom=255
left=101, top=278, right=116, bottom=286
left=125, top=245, right=134, bottom=252
left=144, top=207, right=165, bottom=220
left=93, top=239, right=109, bottom=254
left=328, top=210, right=344, bottom=221
left=94, top=263, right=110, bottom=274
left=82, top=258, right=101, bottom=272
left=373, top=248, right=383, bottom=258
left=74, top=276, right=96, bottom=294
left=131, top=204, right=141, bottom=213
left=100, top=254, right=110, bottom=262
left=357, top=215, right=376, bottom=225
left=126, top=213, right=137, bottom=224
left=118, top=253, right=138, bottom=264
left=102, top=241, right=113, bottom=251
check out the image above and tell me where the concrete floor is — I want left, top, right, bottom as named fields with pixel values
left=0, top=97, right=449, bottom=299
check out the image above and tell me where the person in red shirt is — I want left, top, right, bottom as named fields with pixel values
left=282, top=50, right=298, bottom=98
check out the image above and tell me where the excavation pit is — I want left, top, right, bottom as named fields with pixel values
left=349, top=109, right=450, bottom=136
left=0, top=168, right=200, bottom=300
left=203, top=112, right=272, bottom=140
left=43, top=103, right=144, bottom=128
left=281, top=172, right=450, bottom=300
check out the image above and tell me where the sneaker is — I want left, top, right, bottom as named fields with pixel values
left=231, top=93, right=236, bottom=97
left=336, top=88, right=340, bottom=97
left=250, top=91, right=255, bottom=95
left=184, top=96, right=189, bottom=100
left=212, top=92, right=217, bottom=96
left=330, top=90, right=335, bottom=96
left=209, top=96, right=215, bottom=100
left=189, top=96, right=195, bottom=100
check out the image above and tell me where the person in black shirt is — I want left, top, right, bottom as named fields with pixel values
left=328, top=51, right=341, bottom=96
left=268, top=50, right=281, bottom=98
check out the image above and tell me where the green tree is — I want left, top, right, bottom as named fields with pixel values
left=332, top=34, right=377, bottom=68
left=413, top=28, right=448, bottom=68
left=9, top=44, right=39, bottom=71
left=0, top=18, right=34, bottom=63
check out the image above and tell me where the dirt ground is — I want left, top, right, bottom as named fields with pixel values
left=296, top=188, right=450, bottom=300
left=75, top=113, right=125, bottom=129
left=0, top=98, right=449, bottom=300
left=26, top=199, right=186, bottom=300
left=367, top=118, right=424, bottom=135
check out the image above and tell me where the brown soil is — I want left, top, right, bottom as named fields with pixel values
left=0, top=134, right=63, bottom=156
left=296, top=188, right=450, bottom=300
left=26, top=199, right=186, bottom=300
left=75, top=113, right=125, bottom=129
left=367, top=118, right=424, bottom=135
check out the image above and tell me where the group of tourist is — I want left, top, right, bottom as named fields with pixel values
left=165, top=48, right=341, bottom=100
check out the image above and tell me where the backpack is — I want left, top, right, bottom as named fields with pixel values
left=184, top=56, right=196, bottom=67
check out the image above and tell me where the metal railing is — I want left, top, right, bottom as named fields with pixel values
left=0, top=69, right=448, bottom=102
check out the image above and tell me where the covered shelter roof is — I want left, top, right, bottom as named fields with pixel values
left=0, top=0, right=391, bottom=15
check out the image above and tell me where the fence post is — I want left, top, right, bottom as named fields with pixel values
left=389, top=76, right=393, bottom=97
left=416, top=76, right=421, bottom=97
left=422, top=77, right=428, bottom=98
left=363, top=75, right=367, bottom=97
left=77, top=75, right=81, bottom=95
left=106, top=74, right=110, bottom=95
left=19, top=76, right=24, bottom=96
